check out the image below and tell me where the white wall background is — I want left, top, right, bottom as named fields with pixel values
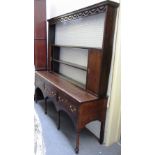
left=46, top=0, right=120, bottom=146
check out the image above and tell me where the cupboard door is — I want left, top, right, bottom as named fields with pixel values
left=34, top=0, right=46, bottom=39
left=34, top=40, right=47, bottom=70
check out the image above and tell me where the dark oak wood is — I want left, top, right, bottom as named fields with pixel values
left=86, top=49, right=103, bottom=95
left=53, top=59, right=87, bottom=71
left=35, top=1, right=119, bottom=153
left=53, top=72, right=85, bottom=89
left=47, top=1, right=119, bottom=25
left=52, top=46, right=60, bottom=73
left=99, top=121, right=104, bottom=144
left=57, top=111, right=61, bottom=130
left=52, top=44, right=102, bottom=50
left=99, top=5, right=118, bottom=97
left=35, top=71, right=106, bottom=153
left=36, top=71, right=97, bottom=103
left=34, top=40, right=47, bottom=70
left=48, top=25, right=55, bottom=71
left=34, top=0, right=46, bottom=39
left=34, top=0, right=47, bottom=70
left=75, top=132, right=80, bottom=154
left=44, top=96, right=48, bottom=114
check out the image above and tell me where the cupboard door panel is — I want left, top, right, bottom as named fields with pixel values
left=34, top=40, right=47, bottom=70
left=34, top=0, right=46, bottom=39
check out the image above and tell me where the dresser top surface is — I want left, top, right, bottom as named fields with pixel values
left=35, top=71, right=98, bottom=103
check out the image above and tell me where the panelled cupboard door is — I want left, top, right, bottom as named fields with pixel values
left=34, top=0, right=46, bottom=39
left=34, top=40, right=47, bottom=70
left=34, top=0, right=47, bottom=70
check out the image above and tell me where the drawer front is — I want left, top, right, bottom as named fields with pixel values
left=35, top=75, right=57, bottom=99
left=57, top=92, right=78, bottom=116
left=35, top=76, right=45, bottom=90
left=44, top=82, right=57, bottom=98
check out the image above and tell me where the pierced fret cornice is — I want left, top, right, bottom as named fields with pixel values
left=48, top=1, right=119, bottom=25
left=52, top=6, right=106, bottom=24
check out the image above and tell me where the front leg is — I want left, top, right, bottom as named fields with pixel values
left=44, top=96, right=48, bottom=114
left=57, top=111, right=60, bottom=130
left=34, top=91, right=38, bottom=103
left=75, top=131, right=80, bottom=154
left=34, top=94, right=37, bottom=103
left=99, top=121, right=104, bottom=144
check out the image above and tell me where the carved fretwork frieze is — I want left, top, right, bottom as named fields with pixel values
left=49, top=3, right=108, bottom=25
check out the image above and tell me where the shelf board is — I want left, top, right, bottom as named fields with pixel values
left=51, top=44, right=102, bottom=50
left=51, top=71, right=86, bottom=89
left=52, top=59, right=87, bottom=71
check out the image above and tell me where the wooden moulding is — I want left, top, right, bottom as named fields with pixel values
left=47, top=1, right=119, bottom=25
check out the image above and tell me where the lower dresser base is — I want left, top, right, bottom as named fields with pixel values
left=35, top=71, right=107, bottom=153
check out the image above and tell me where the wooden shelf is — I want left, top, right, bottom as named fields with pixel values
left=52, top=59, right=87, bottom=71
left=51, top=44, right=102, bottom=50
left=52, top=72, right=86, bottom=89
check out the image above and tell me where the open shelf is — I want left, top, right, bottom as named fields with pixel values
left=52, top=59, right=87, bottom=71
left=51, top=44, right=102, bottom=50
left=50, top=71, right=86, bottom=89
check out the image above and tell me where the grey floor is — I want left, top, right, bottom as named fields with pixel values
left=34, top=99, right=121, bottom=155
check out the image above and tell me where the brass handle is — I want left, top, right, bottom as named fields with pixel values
left=69, top=105, right=76, bottom=112
left=51, top=91, right=56, bottom=96
left=58, top=96, right=64, bottom=102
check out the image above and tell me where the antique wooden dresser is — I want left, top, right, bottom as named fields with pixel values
left=34, top=1, right=119, bottom=153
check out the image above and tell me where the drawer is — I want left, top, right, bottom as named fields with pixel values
left=35, top=76, right=45, bottom=90
left=44, top=83, right=57, bottom=98
left=57, top=92, right=78, bottom=115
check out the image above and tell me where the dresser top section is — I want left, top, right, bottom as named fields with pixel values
left=35, top=71, right=98, bottom=103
